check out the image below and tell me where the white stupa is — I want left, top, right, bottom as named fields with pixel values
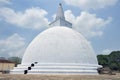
left=11, top=3, right=101, bottom=75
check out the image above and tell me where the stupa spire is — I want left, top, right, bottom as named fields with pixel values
left=49, top=3, right=72, bottom=28
left=55, top=3, right=65, bottom=20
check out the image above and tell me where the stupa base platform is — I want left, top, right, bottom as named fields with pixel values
left=10, top=63, right=101, bottom=75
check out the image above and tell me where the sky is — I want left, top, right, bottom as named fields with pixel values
left=0, top=0, right=120, bottom=58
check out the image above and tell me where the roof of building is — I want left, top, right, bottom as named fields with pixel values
left=0, top=59, right=14, bottom=63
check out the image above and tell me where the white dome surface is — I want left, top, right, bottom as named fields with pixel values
left=11, top=26, right=101, bottom=75
left=22, top=26, right=98, bottom=65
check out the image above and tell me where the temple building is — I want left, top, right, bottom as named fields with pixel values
left=11, top=4, right=101, bottom=75
left=0, top=59, right=15, bottom=74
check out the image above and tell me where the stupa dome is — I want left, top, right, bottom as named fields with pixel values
left=11, top=4, right=101, bottom=75
left=11, top=26, right=101, bottom=74
left=22, top=26, right=98, bottom=65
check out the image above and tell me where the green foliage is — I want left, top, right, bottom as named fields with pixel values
left=109, top=51, right=120, bottom=63
left=8, top=57, right=22, bottom=66
left=97, top=55, right=109, bottom=67
left=109, top=63, right=118, bottom=70
left=97, top=51, right=120, bottom=71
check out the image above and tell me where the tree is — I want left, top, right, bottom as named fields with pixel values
left=109, top=51, right=120, bottom=63
left=109, top=51, right=120, bottom=71
left=109, top=63, right=118, bottom=71
left=97, top=51, right=120, bottom=71
left=8, top=57, right=21, bottom=66
left=97, top=55, right=109, bottom=67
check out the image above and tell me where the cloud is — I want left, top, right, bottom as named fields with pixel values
left=100, top=49, right=112, bottom=55
left=0, top=0, right=11, bottom=6
left=65, top=10, right=112, bottom=38
left=99, top=49, right=120, bottom=55
left=0, top=7, right=49, bottom=29
left=64, top=0, right=118, bottom=10
left=0, top=33, right=26, bottom=57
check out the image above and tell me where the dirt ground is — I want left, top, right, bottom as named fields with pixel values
left=0, top=73, right=120, bottom=80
